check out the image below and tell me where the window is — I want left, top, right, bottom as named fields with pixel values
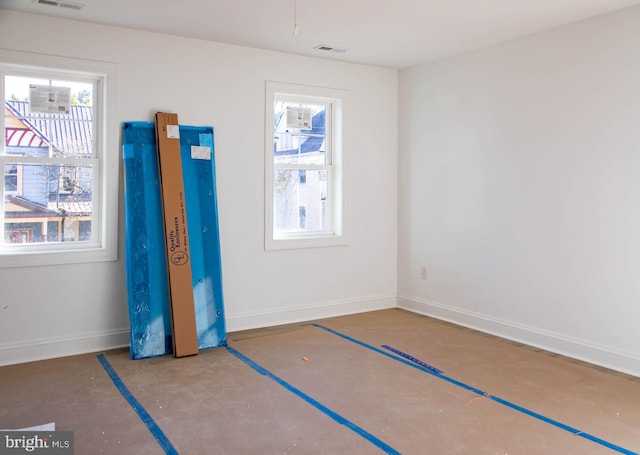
left=0, top=49, right=118, bottom=267
left=265, top=81, right=347, bottom=250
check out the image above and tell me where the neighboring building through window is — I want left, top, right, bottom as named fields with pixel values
left=298, top=205, right=306, bottom=230
left=0, top=50, right=118, bottom=267
left=4, top=98, right=93, bottom=244
left=265, top=81, right=347, bottom=250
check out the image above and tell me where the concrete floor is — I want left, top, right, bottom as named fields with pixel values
left=1, top=309, right=639, bottom=454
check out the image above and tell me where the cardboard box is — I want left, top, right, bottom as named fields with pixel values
left=155, top=112, right=199, bottom=357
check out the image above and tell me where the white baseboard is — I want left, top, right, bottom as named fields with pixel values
left=8, top=295, right=634, bottom=378
left=398, top=295, right=640, bottom=378
left=0, top=328, right=129, bottom=367
left=0, top=296, right=396, bottom=366
left=226, top=294, right=397, bottom=333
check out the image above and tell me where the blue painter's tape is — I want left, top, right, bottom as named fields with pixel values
left=313, top=324, right=639, bottom=455
left=123, top=143, right=134, bottom=159
left=97, top=354, right=178, bottom=454
left=381, top=345, right=443, bottom=374
left=313, top=324, right=466, bottom=387
left=226, top=346, right=401, bottom=455
left=199, top=133, right=213, bottom=148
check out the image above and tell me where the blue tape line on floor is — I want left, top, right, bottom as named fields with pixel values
left=381, top=345, right=443, bottom=374
left=97, top=354, right=179, bottom=455
left=226, top=346, right=401, bottom=455
left=312, top=324, right=638, bottom=455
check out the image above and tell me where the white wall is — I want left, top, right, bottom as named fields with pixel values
left=398, top=7, right=640, bottom=376
left=0, top=10, right=398, bottom=365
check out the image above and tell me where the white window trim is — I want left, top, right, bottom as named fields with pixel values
left=0, top=48, right=119, bottom=268
left=265, top=81, right=348, bottom=251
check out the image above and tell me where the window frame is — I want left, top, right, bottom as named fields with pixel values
left=265, top=81, right=347, bottom=251
left=0, top=49, right=119, bottom=268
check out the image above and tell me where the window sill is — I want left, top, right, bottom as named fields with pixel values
left=265, top=233, right=348, bottom=251
left=0, top=246, right=117, bottom=269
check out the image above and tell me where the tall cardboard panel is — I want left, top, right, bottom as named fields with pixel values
left=155, top=112, right=199, bottom=357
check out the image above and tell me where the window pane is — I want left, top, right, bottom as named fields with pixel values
left=274, top=101, right=327, bottom=166
left=4, top=163, right=93, bottom=244
left=274, top=132, right=326, bottom=165
left=4, top=75, right=94, bottom=159
left=274, top=102, right=326, bottom=133
left=274, top=169, right=328, bottom=234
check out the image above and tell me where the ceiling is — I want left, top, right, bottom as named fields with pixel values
left=1, top=0, right=639, bottom=68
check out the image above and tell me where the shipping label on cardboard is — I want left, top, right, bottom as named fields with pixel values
left=166, top=124, right=180, bottom=139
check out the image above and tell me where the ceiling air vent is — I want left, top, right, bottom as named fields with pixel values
left=33, top=0, right=85, bottom=11
left=313, top=45, right=347, bottom=54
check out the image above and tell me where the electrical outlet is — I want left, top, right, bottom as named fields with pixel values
left=420, top=266, right=427, bottom=280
